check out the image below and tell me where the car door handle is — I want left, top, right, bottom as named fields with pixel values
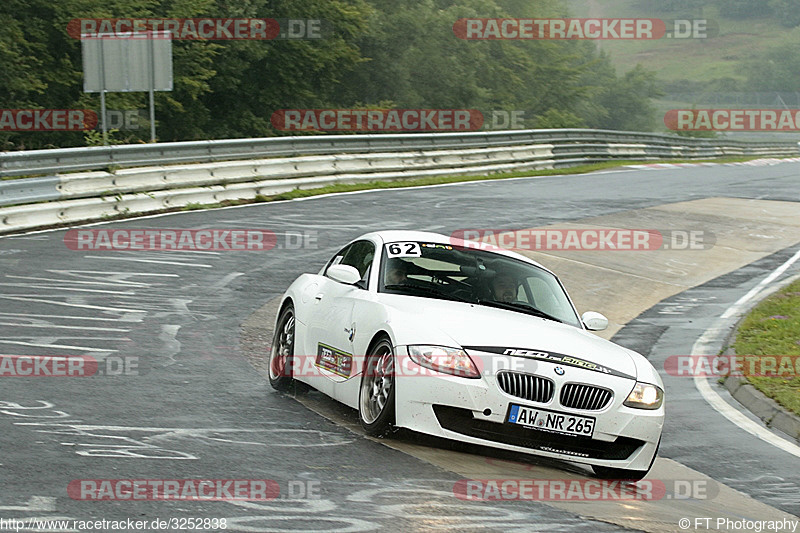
left=314, top=293, right=324, bottom=300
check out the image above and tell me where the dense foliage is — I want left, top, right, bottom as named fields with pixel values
left=1, top=0, right=663, bottom=149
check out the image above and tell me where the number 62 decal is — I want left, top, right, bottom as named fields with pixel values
left=387, top=242, right=421, bottom=257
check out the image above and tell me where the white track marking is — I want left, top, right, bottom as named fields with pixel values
left=692, top=248, right=800, bottom=458
left=0, top=283, right=135, bottom=295
left=6, top=275, right=153, bottom=287
left=82, top=256, right=213, bottom=267
left=721, top=248, right=800, bottom=319
left=0, top=496, right=57, bottom=512
left=0, top=340, right=118, bottom=352
left=0, top=312, right=137, bottom=322
left=211, top=272, right=244, bottom=289
left=0, top=322, right=128, bottom=332
left=0, top=295, right=146, bottom=313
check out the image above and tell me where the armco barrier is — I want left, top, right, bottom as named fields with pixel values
left=1, top=129, right=797, bottom=178
left=0, top=129, right=797, bottom=234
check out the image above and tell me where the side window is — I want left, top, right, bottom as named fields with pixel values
left=525, top=276, right=562, bottom=316
left=515, top=284, right=531, bottom=304
left=325, top=240, right=375, bottom=287
left=325, top=245, right=349, bottom=273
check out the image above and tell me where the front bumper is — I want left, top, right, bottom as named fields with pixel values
left=394, top=348, right=664, bottom=471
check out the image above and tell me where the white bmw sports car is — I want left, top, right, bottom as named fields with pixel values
left=270, top=230, right=664, bottom=479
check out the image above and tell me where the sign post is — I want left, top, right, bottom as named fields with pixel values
left=81, top=31, right=173, bottom=144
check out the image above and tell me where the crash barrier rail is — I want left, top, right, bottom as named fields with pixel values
left=0, top=129, right=797, bottom=233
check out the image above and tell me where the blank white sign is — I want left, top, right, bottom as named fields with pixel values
left=82, top=32, right=173, bottom=93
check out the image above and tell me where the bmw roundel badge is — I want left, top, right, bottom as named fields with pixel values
left=554, top=367, right=565, bottom=375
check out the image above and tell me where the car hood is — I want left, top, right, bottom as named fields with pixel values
left=377, top=293, right=638, bottom=380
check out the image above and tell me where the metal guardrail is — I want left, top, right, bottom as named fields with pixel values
left=0, top=176, right=61, bottom=206
left=0, top=129, right=797, bottom=234
left=1, top=129, right=797, bottom=177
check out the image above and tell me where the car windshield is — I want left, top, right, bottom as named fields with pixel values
left=379, top=241, right=581, bottom=327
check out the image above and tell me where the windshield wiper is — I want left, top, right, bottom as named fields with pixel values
left=383, top=284, right=473, bottom=303
left=478, top=299, right=563, bottom=323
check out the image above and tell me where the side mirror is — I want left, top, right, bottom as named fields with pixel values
left=581, top=311, right=608, bottom=331
left=327, top=264, right=362, bottom=285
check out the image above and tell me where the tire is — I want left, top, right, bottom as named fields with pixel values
left=269, top=304, right=298, bottom=392
left=358, top=336, right=396, bottom=436
left=593, top=437, right=660, bottom=481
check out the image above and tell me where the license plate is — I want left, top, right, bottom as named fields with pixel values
left=507, top=405, right=595, bottom=437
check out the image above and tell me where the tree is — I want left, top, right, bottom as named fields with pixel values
left=594, top=65, right=663, bottom=132
left=1, top=0, right=667, bottom=148
left=713, top=0, right=771, bottom=18
left=746, top=45, right=800, bottom=92
left=768, top=0, right=800, bottom=27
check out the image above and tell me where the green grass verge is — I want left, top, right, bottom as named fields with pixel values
left=732, top=278, right=800, bottom=417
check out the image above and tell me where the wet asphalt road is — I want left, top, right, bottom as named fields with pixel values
left=0, top=161, right=798, bottom=531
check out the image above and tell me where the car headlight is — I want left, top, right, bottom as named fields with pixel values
left=623, top=382, right=664, bottom=410
left=406, top=345, right=480, bottom=378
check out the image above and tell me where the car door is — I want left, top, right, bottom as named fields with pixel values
left=306, top=240, right=376, bottom=392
